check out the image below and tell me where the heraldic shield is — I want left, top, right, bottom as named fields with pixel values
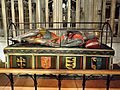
left=65, top=57, right=76, bottom=69
left=41, top=56, right=51, bottom=69
left=16, top=56, right=27, bottom=68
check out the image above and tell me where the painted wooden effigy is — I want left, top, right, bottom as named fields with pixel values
left=4, top=22, right=115, bottom=70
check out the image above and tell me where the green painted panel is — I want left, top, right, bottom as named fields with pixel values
left=59, top=56, right=83, bottom=69
left=35, top=55, right=57, bottom=69
left=86, top=56, right=110, bottom=70
left=9, top=55, right=32, bottom=68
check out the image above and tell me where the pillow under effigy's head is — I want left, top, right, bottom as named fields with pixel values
left=85, top=38, right=100, bottom=49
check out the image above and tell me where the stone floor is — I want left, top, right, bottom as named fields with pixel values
left=0, top=75, right=120, bottom=90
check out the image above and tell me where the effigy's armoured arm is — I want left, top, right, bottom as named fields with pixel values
left=61, top=38, right=84, bottom=47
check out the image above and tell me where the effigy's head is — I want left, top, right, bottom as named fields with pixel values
left=94, top=31, right=100, bottom=39
left=84, top=31, right=100, bottom=40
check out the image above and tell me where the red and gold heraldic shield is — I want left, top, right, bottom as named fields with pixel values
left=41, top=57, right=51, bottom=69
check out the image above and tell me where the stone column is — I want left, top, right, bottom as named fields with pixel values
left=76, top=0, right=81, bottom=28
left=11, top=0, right=16, bottom=37
left=18, top=0, right=24, bottom=30
left=1, top=0, right=7, bottom=41
left=28, top=0, right=32, bottom=29
left=45, top=0, right=49, bottom=28
left=67, top=0, right=71, bottom=27
left=118, top=6, right=120, bottom=36
left=110, top=0, right=116, bottom=32
left=36, top=0, right=41, bottom=28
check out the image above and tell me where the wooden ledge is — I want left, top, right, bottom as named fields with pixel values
left=0, top=69, right=120, bottom=75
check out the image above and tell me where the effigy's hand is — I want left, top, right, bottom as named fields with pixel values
left=61, top=38, right=84, bottom=47
left=50, top=37, right=59, bottom=43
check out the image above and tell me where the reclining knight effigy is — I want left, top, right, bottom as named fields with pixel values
left=4, top=22, right=114, bottom=70
left=11, top=27, right=100, bottom=48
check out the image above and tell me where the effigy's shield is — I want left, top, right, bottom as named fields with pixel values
left=41, top=57, right=51, bottom=69
left=65, top=57, right=76, bottom=69
left=16, top=56, right=27, bottom=68
left=91, top=57, right=97, bottom=70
